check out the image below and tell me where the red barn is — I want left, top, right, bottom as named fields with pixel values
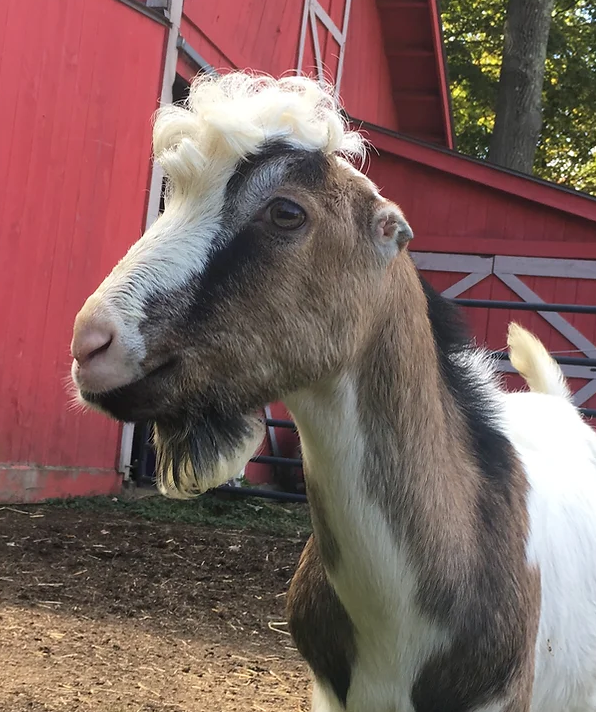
left=0, top=0, right=594, bottom=502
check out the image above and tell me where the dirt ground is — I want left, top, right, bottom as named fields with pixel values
left=0, top=496, right=311, bottom=712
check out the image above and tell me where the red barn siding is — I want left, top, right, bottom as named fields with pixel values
left=2, top=0, right=593, bottom=501
left=340, top=0, right=399, bottom=129
left=416, top=272, right=596, bottom=416
left=366, top=130, right=596, bottom=259
left=181, top=0, right=303, bottom=75
left=178, top=14, right=233, bottom=81
left=374, top=0, right=453, bottom=146
left=180, top=0, right=400, bottom=129
left=0, top=0, right=167, bottom=501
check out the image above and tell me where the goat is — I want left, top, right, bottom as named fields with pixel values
left=70, top=71, right=596, bottom=712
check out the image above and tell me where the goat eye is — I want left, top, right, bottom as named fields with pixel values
left=267, top=199, right=306, bottom=230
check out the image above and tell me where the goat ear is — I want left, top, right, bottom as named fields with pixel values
left=373, top=204, right=413, bottom=254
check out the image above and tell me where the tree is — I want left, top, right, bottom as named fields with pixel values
left=488, top=0, right=556, bottom=172
left=441, top=0, right=596, bottom=195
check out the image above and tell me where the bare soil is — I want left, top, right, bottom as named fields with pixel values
left=0, top=496, right=311, bottom=712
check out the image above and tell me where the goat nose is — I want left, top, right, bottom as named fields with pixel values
left=71, top=322, right=114, bottom=365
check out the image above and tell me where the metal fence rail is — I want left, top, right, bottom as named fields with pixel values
left=452, top=299, right=596, bottom=315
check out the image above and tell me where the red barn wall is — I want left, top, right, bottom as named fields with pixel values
left=340, top=0, right=399, bottom=129
left=181, top=0, right=303, bottom=75
left=367, top=133, right=596, bottom=260
left=0, top=0, right=167, bottom=501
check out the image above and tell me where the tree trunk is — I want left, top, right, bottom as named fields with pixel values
left=488, top=0, right=555, bottom=174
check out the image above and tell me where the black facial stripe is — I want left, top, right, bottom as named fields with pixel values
left=140, top=143, right=330, bottom=329
left=188, top=223, right=270, bottom=325
left=224, top=140, right=329, bottom=203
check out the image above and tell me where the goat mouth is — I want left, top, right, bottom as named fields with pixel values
left=81, top=366, right=267, bottom=497
left=79, top=357, right=180, bottom=422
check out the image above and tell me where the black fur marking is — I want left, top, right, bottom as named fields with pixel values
left=225, top=140, right=329, bottom=196
left=154, top=407, right=259, bottom=492
left=421, top=277, right=517, bottom=496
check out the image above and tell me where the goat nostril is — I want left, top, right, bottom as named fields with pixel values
left=73, top=331, right=114, bottom=365
left=87, top=337, right=113, bottom=361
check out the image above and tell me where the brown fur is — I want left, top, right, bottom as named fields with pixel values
left=286, top=251, right=540, bottom=711
left=354, top=257, right=540, bottom=710
left=305, top=482, right=342, bottom=571
left=286, top=536, right=356, bottom=706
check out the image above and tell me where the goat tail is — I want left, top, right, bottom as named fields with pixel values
left=507, top=322, right=571, bottom=401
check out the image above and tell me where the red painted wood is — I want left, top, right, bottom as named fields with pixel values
left=427, top=0, right=454, bottom=148
left=0, top=467, right=122, bottom=504
left=340, top=0, right=399, bottom=129
left=3, top=0, right=594, bottom=501
left=178, top=0, right=453, bottom=143
left=414, top=238, right=596, bottom=261
left=181, top=0, right=303, bottom=77
left=374, top=0, right=453, bottom=145
left=181, top=0, right=401, bottom=130
left=364, top=138, right=596, bottom=264
left=0, top=0, right=167, bottom=501
left=366, top=129, right=596, bottom=223
left=419, top=272, right=596, bottom=420
left=179, top=11, right=238, bottom=76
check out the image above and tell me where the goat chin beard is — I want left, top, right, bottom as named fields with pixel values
left=152, top=413, right=266, bottom=500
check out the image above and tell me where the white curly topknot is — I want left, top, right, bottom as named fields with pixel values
left=152, top=71, right=366, bottom=194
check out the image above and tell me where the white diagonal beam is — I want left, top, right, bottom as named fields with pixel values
left=334, top=0, right=352, bottom=96
left=311, top=0, right=344, bottom=43
left=441, top=272, right=491, bottom=299
left=296, top=0, right=311, bottom=75
left=309, top=5, right=325, bottom=83
left=412, top=252, right=494, bottom=273
left=570, top=379, right=596, bottom=408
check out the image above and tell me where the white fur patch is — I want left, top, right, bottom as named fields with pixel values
left=500, top=391, right=596, bottom=712
left=287, top=377, right=451, bottom=712
left=311, top=680, right=346, bottom=712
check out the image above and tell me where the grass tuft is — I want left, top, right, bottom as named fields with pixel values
left=43, top=490, right=311, bottom=538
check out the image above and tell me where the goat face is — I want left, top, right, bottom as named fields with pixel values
left=70, top=74, right=412, bottom=496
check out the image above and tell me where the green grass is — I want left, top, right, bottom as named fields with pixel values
left=43, top=490, right=312, bottom=538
